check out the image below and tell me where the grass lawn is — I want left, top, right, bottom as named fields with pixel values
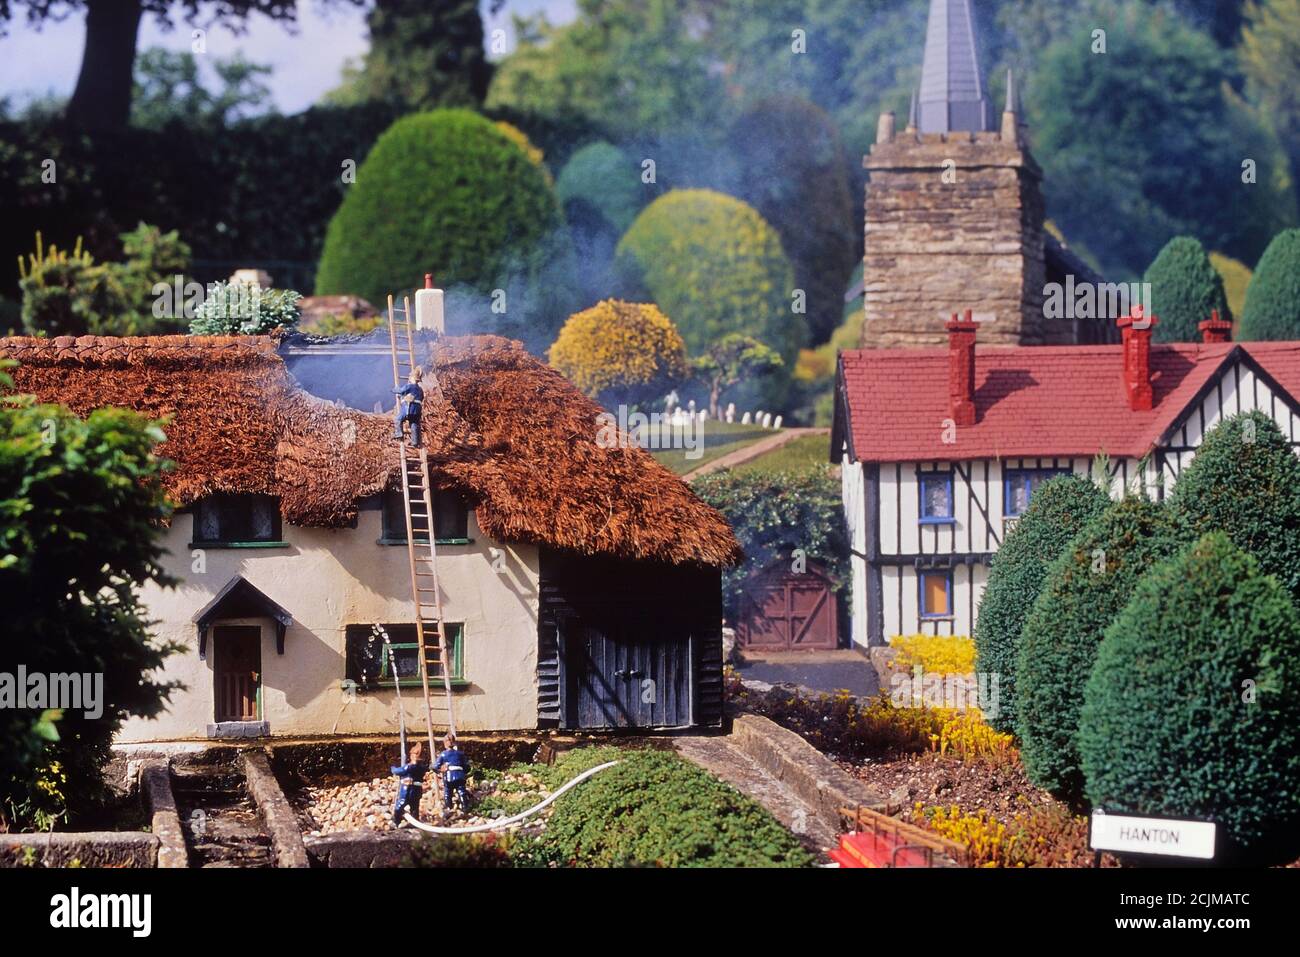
left=730, top=432, right=832, bottom=475
left=649, top=419, right=773, bottom=475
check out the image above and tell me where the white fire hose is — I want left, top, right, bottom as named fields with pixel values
left=403, top=760, right=620, bottom=834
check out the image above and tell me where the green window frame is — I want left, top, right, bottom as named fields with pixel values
left=190, top=493, right=288, bottom=548
left=379, top=490, right=472, bottom=546
left=346, top=623, right=465, bottom=690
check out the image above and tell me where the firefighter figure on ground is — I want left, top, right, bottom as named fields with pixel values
left=390, top=740, right=430, bottom=826
left=393, top=366, right=424, bottom=449
left=433, top=733, right=470, bottom=817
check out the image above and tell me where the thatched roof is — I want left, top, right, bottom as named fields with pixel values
left=0, top=334, right=739, bottom=568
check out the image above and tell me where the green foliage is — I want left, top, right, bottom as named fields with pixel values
left=1144, top=236, right=1232, bottom=341
left=17, top=234, right=130, bottom=337
left=325, top=0, right=491, bottom=112
left=974, top=474, right=1110, bottom=734
left=131, top=47, right=274, bottom=130
left=1027, top=4, right=1296, bottom=277
left=1239, top=228, right=1300, bottom=340
left=485, top=0, right=727, bottom=143
left=1210, top=251, right=1252, bottom=319
left=1079, top=533, right=1300, bottom=864
left=727, top=96, right=857, bottom=347
left=691, top=333, right=783, bottom=419
left=0, top=390, right=180, bottom=830
left=1168, top=411, right=1300, bottom=601
left=188, top=280, right=301, bottom=335
left=692, top=465, right=846, bottom=621
left=314, top=109, right=574, bottom=348
left=1241, top=0, right=1300, bottom=189
left=615, top=189, right=798, bottom=408
left=547, top=299, right=688, bottom=406
left=514, top=748, right=812, bottom=868
left=556, top=141, right=645, bottom=236
left=1016, top=497, right=1187, bottom=800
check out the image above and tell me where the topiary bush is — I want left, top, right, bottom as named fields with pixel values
left=614, top=189, right=799, bottom=407
left=546, top=299, right=688, bottom=406
left=1016, top=497, right=1187, bottom=801
left=314, top=108, right=575, bottom=348
left=726, top=96, right=857, bottom=347
left=556, top=140, right=645, bottom=236
left=1239, top=228, right=1300, bottom=340
left=1144, top=235, right=1232, bottom=341
left=1168, top=410, right=1300, bottom=603
left=974, top=474, right=1110, bottom=734
left=514, top=747, right=813, bottom=867
left=1079, top=533, right=1300, bottom=864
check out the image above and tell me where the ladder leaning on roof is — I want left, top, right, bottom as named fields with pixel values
left=386, top=292, right=457, bottom=775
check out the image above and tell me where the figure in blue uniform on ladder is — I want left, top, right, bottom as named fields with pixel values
left=433, top=733, right=469, bottom=816
left=393, top=367, right=424, bottom=449
left=390, top=741, right=430, bottom=826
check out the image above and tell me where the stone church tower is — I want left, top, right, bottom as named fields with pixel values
left=862, top=0, right=1067, bottom=347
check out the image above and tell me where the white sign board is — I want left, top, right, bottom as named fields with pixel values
left=1089, top=812, right=1216, bottom=860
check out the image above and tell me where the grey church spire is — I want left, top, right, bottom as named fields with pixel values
left=917, top=0, right=992, bottom=134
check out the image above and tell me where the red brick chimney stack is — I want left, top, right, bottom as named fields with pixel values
left=1117, top=305, right=1158, bottom=412
left=947, top=309, right=978, bottom=426
left=1198, top=309, right=1232, bottom=344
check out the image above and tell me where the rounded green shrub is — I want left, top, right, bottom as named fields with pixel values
left=517, top=748, right=813, bottom=867
left=1016, top=497, right=1187, bottom=800
left=1168, top=410, right=1300, bottom=603
left=1144, top=235, right=1231, bottom=342
left=614, top=189, right=799, bottom=405
left=727, top=96, right=856, bottom=347
left=974, top=474, right=1110, bottom=734
left=1079, top=533, right=1300, bottom=864
left=1239, top=228, right=1300, bottom=340
left=314, top=108, right=574, bottom=344
left=556, top=141, right=645, bottom=236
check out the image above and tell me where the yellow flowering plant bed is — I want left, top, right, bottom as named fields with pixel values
left=889, top=634, right=977, bottom=674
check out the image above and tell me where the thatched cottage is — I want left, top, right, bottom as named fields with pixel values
left=1, top=332, right=739, bottom=740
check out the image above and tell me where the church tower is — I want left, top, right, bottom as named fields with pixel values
left=862, top=0, right=1057, bottom=347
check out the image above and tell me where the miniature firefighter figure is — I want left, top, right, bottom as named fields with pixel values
left=390, top=741, right=430, bottom=826
left=433, top=733, right=469, bottom=815
left=393, top=367, right=424, bottom=448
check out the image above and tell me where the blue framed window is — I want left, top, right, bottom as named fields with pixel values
left=919, top=569, right=953, bottom=619
left=1004, top=468, right=1071, bottom=518
left=919, top=472, right=955, bottom=525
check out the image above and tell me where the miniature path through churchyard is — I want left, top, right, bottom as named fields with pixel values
left=681, top=427, right=830, bottom=481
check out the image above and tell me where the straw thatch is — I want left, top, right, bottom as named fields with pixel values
left=0, top=334, right=739, bottom=567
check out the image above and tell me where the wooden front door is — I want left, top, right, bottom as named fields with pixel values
left=214, top=626, right=261, bottom=722
left=737, top=565, right=838, bottom=651
left=568, top=613, right=692, bottom=729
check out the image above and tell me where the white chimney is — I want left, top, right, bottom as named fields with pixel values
left=414, top=272, right=444, bottom=334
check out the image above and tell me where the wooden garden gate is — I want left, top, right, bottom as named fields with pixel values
left=736, top=560, right=838, bottom=651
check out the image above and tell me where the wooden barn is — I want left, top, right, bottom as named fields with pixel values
left=1, top=332, right=739, bottom=739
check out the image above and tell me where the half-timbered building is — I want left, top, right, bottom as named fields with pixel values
left=832, top=311, right=1300, bottom=646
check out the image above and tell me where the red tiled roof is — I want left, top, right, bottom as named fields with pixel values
left=835, top=341, right=1300, bottom=463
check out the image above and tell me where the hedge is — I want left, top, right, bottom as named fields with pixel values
left=1239, top=228, right=1300, bottom=340
left=1079, top=533, right=1300, bottom=864
left=614, top=189, right=799, bottom=407
left=1015, top=497, right=1186, bottom=800
left=1168, top=410, right=1300, bottom=603
left=1144, top=235, right=1231, bottom=341
left=973, top=474, right=1110, bottom=734
left=513, top=747, right=813, bottom=867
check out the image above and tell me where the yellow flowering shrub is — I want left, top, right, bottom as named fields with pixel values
left=890, top=633, right=977, bottom=674
left=932, top=710, right=1018, bottom=764
left=916, top=804, right=1030, bottom=867
left=547, top=299, right=689, bottom=404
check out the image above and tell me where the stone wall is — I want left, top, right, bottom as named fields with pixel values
left=862, top=130, right=1064, bottom=348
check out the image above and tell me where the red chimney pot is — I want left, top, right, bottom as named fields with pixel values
left=1198, top=309, right=1232, bottom=344
left=946, top=309, right=978, bottom=427
left=424, top=273, right=434, bottom=289
left=1116, top=306, right=1158, bottom=412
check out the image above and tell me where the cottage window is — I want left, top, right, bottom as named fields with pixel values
left=919, top=472, right=955, bottom=524
left=1003, top=468, right=1071, bottom=518
left=192, top=494, right=284, bottom=547
left=380, top=490, right=470, bottom=544
left=344, top=623, right=465, bottom=689
left=919, top=570, right=952, bottom=619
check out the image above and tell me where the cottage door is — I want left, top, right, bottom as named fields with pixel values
left=214, top=626, right=261, bottom=722
left=569, top=617, right=693, bottom=729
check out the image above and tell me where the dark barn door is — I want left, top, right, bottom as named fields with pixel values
left=569, top=615, right=691, bottom=729
left=214, top=626, right=261, bottom=722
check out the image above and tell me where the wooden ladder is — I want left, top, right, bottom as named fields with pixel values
left=387, top=294, right=457, bottom=773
